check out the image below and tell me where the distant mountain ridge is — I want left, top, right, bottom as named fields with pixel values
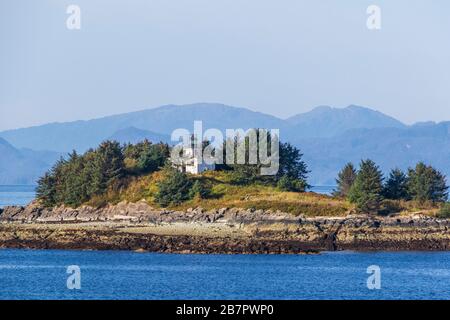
left=108, top=127, right=171, bottom=145
left=0, top=103, right=449, bottom=185
left=0, top=138, right=60, bottom=185
left=0, top=103, right=286, bottom=152
left=0, top=103, right=404, bottom=152
left=300, top=122, right=450, bottom=184
left=287, top=105, right=405, bottom=138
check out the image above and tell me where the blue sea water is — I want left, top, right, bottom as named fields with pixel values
left=1, top=185, right=449, bottom=300
left=310, top=185, right=334, bottom=195
left=1, top=249, right=450, bottom=300
left=0, top=185, right=36, bottom=208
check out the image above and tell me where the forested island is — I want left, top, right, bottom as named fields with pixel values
left=1, top=136, right=449, bottom=253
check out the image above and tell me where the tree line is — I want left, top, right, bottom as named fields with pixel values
left=36, top=140, right=170, bottom=207
left=150, top=137, right=309, bottom=206
left=334, top=160, right=449, bottom=214
left=36, top=136, right=448, bottom=213
left=36, top=136, right=309, bottom=208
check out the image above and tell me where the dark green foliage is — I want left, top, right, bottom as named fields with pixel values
left=277, top=175, right=307, bottom=192
left=278, top=142, right=309, bottom=185
left=333, top=163, right=356, bottom=197
left=223, top=134, right=262, bottom=185
left=137, top=143, right=168, bottom=173
left=36, top=141, right=125, bottom=207
left=348, top=159, right=384, bottom=214
left=222, top=132, right=309, bottom=189
left=123, top=140, right=169, bottom=174
left=94, top=141, right=125, bottom=193
left=229, top=165, right=260, bottom=185
left=407, top=162, right=448, bottom=203
left=36, top=139, right=171, bottom=208
left=35, top=171, right=56, bottom=207
left=34, top=130, right=312, bottom=208
left=383, top=168, right=409, bottom=200
left=155, top=166, right=193, bottom=206
left=189, top=180, right=211, bottom=199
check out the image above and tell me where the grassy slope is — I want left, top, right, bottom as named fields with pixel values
left=85, top=171, right=439, bottom=217
left=86, top=171, right=351, bottom=216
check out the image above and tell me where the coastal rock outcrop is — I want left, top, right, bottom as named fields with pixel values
left=1, top=201, right=450, bottom=253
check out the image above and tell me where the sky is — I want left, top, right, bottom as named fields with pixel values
left=1, top=0, right=450, bottom=131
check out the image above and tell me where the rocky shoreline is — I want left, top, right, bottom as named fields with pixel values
left=1, top=201, right=450, bottom=253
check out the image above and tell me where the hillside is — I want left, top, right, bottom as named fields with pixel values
left=299, top=122, right=450, bottom=184
left=0, top=103, right=404, bottom=153
left=108, top=127, right=171, bottom=145
left=287, top=105, right=405, bottom=138
left=0, top=138, right=60, bottom=185
left=85, top=170, right=351, bottom=217
left=1, top=103, right=449, bottom=185
left=0, top=103, right=287, bottom=152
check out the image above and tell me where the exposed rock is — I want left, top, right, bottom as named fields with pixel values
left=1, top=202, right=450, bottom=253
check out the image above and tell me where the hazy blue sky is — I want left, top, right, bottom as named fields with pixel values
left=1, top=0, right=449, bottom=130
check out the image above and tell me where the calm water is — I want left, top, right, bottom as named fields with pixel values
left=0, top=185, right=36, bottom=208
left=310, top=185, right=334, bottom=195
left=0, top=249, right=450, bottom=300
left=1, top=185, right=448, bottom=300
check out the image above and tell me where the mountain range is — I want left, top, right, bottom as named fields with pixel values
left=0, top=138, right=61, bottom=185
left=1, top=103, right=449, bottom=185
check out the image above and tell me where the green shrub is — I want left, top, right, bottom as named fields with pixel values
left=277, top=175, right=306, bottom=192
left=155, top=167, right=192, bottom=207
left=36, top=141, right=125, bottom=208
left=437, top=203, right=450, bottom=218
left=189, top=180, right=211, bottom=199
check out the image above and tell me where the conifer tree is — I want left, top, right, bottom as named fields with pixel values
left=189, top=180, right=211, bottom=199
left=333, top=162, right=357, bottom=197
left=96, top=140, right=125, bottom=193
left=407, top=162, right=448, bottom=203
left=155, top=166, right=193, bottom=206
left=383, top=168, right=409, bottom=200
left=348, top=159, right=384, bottom=214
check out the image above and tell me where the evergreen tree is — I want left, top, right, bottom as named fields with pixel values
left=224, top=132, right=265, bottom=184
left=81, top=150, right=103, bottom=197
left=383, top=168, right=409, bottom=200
left=333, top=162, right=357, bottom=197
left=96, top=140, right=125, bottom=192
left=277, top=175, right=307, bottom=192
left=221, top=132, right=309, bottom=189
left=36, top=141, right=126, bottom=207
left=189, top=180, right=211, bottom=199
left=35, top=171, right=56, bottom=207
left=438, top=203, right=450, bottom=218
left=348, top=159, right=384, bottom=214
left=61, top=151, right=87, bottom=207
left=407, top=162, right=448, bottom=203
left=155, top=166, right=193, bottom=206
left=123, top=140, right=169, bottom=174
left=278, top=142, right=309, bottom=186
left=137, top=142, right=169, bottom=174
